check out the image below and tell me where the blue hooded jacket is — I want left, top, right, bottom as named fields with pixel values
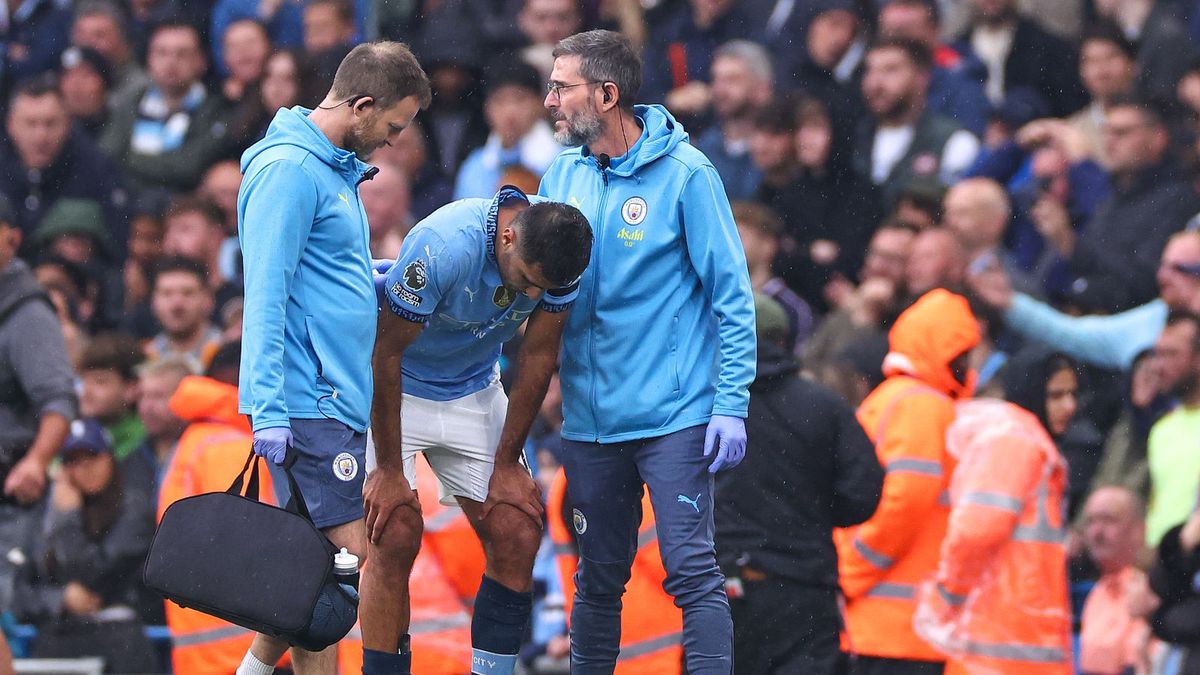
left=539, top=105, right=756, bottom=443
left=237, top=107, right=377, bottom=433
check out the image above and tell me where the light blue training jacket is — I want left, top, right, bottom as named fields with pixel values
left=538, top=104, right=756, bottom=443
left=237, top=106, right=378, bottom=433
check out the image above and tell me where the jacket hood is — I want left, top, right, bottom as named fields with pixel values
left=240, top=106, right=372, bottom=181
left=883, top=289, right=980, bottom=398
left=0, top=259, right=47, bottom=318
left=753, top=341, right=801, bottom=386
left=581, top=104, right=688, bottom=177
left=169, top=376, right=250, bottom=432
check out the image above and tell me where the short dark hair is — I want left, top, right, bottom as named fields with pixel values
left=206, top=340, right=241, bottom=384
left=152, top=255, right=210, bottom=290
left=883, top=0, right=940, bottom=26
left=869, top=36, right=933, bottom=71
left=79, top=332, right=144, bottom=381
left=553, top=30, right=641, bottom=108
left=164, top=195, right=223, bottom=229
left=516, top=202, right=593, bottom=288
left=329, top=41, right=432, bottom=110
left=1081, top=19, right=1137, bottom=61
left=1108, top=94, right=1169, bottom=129
left=8, top=73, right=64, bottom=110
left=306, top=0, right=354, bottom=24
left=148, top=18, right=203, bottom=50
left=752, top=96, right=798, bottom=134
left=732, top=201, right=783, bottom=239
left=74, top=0, right=130, bottom=40
left=1166, top=310, right=1200, bottom=352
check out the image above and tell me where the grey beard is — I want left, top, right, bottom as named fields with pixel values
left=554, top=110, right=603, bottom=147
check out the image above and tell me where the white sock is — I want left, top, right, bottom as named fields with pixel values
left=236, top=651, right=275, bottom=675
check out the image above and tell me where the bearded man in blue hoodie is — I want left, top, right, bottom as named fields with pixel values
left=235, top=42, right=430, bottom=675
left=538, top=30, right=757, bottom=674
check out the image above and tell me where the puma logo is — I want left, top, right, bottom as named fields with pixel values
left=337, top=193, right=350, bottom=206
left=677, top=493, right=702, bottom=513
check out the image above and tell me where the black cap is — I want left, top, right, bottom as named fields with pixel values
left=61, top=46, right=114, bottom=89
left=483, top=60, right=542, bottom=98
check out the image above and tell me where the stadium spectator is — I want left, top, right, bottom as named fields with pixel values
left=161, top=195, right=242, bottom=317
left=904, top=226, right=967, bottom=299
left=220, top=18, right=272, bottom=103
left=132, top=356, right=192, bottom=497
left=11, top=418, right=159, bottom=673
left=1148, top=495, right=1200, bottom=672
left=101, top=20, right=232, bottom=194
left=0, top=77, right=130, bottom=260
left=372, top=118, right=453, bottom=221
left=1066, top=21, right=1138, bottom=168
left=1037, top=97, right=1200, bottom=313
left=780, top=0, right=866, bottom=143
left=716, top=294, right=882, bottom=673
left=733, top=201, right=815, bottom=356
left=0, top=193, right=75, bottom=626
left=516, top=0, right=584, bottom=80
left=854, top=38, right=980, bottom=210
left=71, top=0, right=150, bottom=107
left=967, top=230, right=1200, bottom=372
left=58, top=46, right=114, bottom=142
left=120, top=195, right=168, bottom=338
left=804, top=221, right=917, bottom=378
left=0, top=0, right=72, bottom=101
left=198, top=160, right=243, bottom=283
left=640, top=0, right=754, bottom=118
left=360, top=166, right=412, bottom=259
left=454, top=61, right=559, bottom=200
left=303, top=0, right=357, bottom=83
left=30, top=198, right=114, bottom=270
left=1078, top=486, right=1152, bottom=675
left=877, top=0, right=990, bottom=135
left=78, top=333, right=147, bottom=461
left=1145, top=312, right=1200, bottom=546
left=209, top=0, right=304, bottom=79
left=953, top=0, right=1086, bottom=116
left=145, top=256, right=222, bottom=372
left=1095, top=0, right=1197, bottom=101
left=941, top=177, right=1038, bottom=294
left=750, top=98, right=802, bottom=227
left=692, top=40, right=772, bottom=200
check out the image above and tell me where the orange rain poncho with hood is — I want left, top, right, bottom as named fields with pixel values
left=913, top=399, right=1072, bottom=675
left=836, top=289, right=980, bottom=663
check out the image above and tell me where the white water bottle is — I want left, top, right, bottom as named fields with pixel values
left=334, top=547, right=359, bottom=589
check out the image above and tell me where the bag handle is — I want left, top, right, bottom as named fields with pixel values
left=227, top=450, right=262, bottom=501
left=226, top=449, right=312, bottom=523
left=281, top=450, right=314, bottom=522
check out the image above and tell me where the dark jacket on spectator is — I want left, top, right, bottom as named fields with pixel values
left=954, top=18, right=1087, bottom=118
left=640, top=3, right=756, bottom=104
left=1066, top=161, right=1200, bottom=313
left=0, top=259, right=76, bottom=469
left=0, top=0, right=71, bottom=101
left=1134, top=3, right=1198, bottom=101
left=100, top=83, right=233, bottom=194
left=715, top=341, right=883, bottom=586
left=1150, top=522, right=1200, bottom=674
left=853, top=109, right=964, bottom=211
left=0, top=130, right=131, bottom=260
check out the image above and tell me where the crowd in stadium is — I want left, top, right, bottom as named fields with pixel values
left=4, top=0, right=1200, bottom=672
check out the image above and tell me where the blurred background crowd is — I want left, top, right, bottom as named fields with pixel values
left=5, top=0, right=1200, bottom=672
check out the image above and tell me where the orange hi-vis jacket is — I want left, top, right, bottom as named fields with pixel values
left=159, top=376, right=280, bottom=675
left=548, top=469, right=683, bottom=674
left=914, top=400, right=1072, bottom=674
left=836, top=289, right=980, bottom=662
left=339, top=458, right=479, bottom=675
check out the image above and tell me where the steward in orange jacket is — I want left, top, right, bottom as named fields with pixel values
left=914, top=399, right=1072, bottom=674
left=548, top=469, right=683, bottom=674
left=158, top=375, right=281, bottom=675
left=836, top=289, right=980, bottom=669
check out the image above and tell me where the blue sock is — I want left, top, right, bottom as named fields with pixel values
left=471, top=576, right=532, bottom=675
left=362, top=640, right=411, bottom=675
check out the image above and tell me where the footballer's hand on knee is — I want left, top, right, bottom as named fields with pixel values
left=363, top=466, right=420, bottom=545
left=480, top=462, right=544, bottom=528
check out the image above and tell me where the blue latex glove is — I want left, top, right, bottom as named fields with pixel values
left=703, top=415, right=746, bottom=473
left=371, top=259, right=395, bottom=307
left=253, top=427, right=292, bottom=465
left=371, top=258, right=395, bottom=275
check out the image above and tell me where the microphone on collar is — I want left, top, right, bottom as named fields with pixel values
left=597, top=153, right=610, bottom=170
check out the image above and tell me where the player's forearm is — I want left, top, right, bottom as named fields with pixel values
left=370, top=349, right=405, bottom=472
left=495, top=314, right=564, bottom=464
